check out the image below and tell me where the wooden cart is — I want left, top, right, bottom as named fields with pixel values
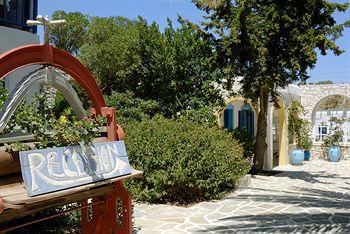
left=0, top=16, right=142, bottom=234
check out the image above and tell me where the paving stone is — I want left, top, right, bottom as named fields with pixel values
left=158, top=222, right=182, bottom=230
left=138, top=230, right=162, bottom=234
left=206, top=212, right=229, bottom=221
left=134, top=159, right=350, bottom=233
left=158, top=217, right=185, bottom=223
left=331, top=214, right=349, bottom=224
left=189, top=216, right=210, bottom=224
left=218, top=205, right=240, bottom=213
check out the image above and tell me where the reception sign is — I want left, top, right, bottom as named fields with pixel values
left=19, top=141, right=132, bottom=196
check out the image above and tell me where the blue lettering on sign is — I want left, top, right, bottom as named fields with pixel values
left=19, top=141, right=132, bottom=196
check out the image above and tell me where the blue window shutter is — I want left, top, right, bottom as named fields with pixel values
left=238, top=110, right=254, bottom=136
left=224, top=106, right=234, bottom=130
left=247, top=111, right=254, bottom=136
left=228, top=108, right=234, bottom=130
left=238, top=111, right=244, bottom=129
left=223, top=109, right=229, bottom=129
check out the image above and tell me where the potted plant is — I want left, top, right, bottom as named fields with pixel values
left=323, top=117, right=344, bottom=162
left=288, top=100, right=309, bottom=165
left=298, top=128, right=312, bottom=161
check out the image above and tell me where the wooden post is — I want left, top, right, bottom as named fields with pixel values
left=83, top=107, right=132, bottom=234
left=0, top=196, right=3, bottom=214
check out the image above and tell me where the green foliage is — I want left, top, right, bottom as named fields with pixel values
left=288, top=100, right=311, bottom=149
left=231, top=128, right=255, bottom=161
left=321, top=94, right=346, bottom=110
left=298, top=126, right=313, bottom=151
left=323, top=117, right=346, bottom=147
left=124, top=118, right=250, bottom=204
left=5, top=92, right=105, bottom=150
left=105, top=91, right=159, bottom=122
left=308, top=80, right=334, bottom=85
left=4, top=142, right=31, bottom=152
left=0, top=80, right=7, bottom=107
left=194, top=0, right=349, bottom=97
left=288, top=100, right=305, bottom=139
left=49, top=11, right=222, bottom=117
left=179, top=105, right=219, bottom=127
left=50, top=11, right=90, bottom=55
left=7, top=205, right=81, bottom=233
left=194, top=0, right=349, bottom=169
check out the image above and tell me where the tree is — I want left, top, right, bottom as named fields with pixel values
left=76, top=15, right=221, bottom=117
left=194, top=0, right=349, bottom=169
left=315, top=80, right=334, bottom=85
left=49, top=11, right=222, bottom=117
left=50, top=11, right=89, bottom=56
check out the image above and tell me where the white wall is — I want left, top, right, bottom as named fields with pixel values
left=0, top=25, right=40, bottom=93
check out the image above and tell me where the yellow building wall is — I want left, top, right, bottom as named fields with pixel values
left=219, top=96, right=289, bottom=168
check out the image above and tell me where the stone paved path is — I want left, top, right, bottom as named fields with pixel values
left=134, top=159, right=350, bottom=233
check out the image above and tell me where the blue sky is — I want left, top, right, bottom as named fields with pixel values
left=38, top=0, right=349, bottom=83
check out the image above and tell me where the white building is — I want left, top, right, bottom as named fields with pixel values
left=219, top=83, right=350, bottom=170
left=0, top=0, right=39, bottom=92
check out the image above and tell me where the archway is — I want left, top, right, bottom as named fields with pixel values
left=311, top=94, right=350, bottom=147
left=219, top=97, right=257, bottom=137
left=270, top=101, right=288, bottom=168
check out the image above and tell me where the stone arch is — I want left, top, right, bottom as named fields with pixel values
left=310, top=94, right=350, bottom=145
left=301, top=84, right=350, bottom=120
left=311, top=94, right=350, bottom=125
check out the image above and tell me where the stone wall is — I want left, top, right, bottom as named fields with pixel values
left=300, top=84, right=350, bottom=161
left=299, top=84, right=350, bottom=120
left=311, top=145, right=350, bottom=160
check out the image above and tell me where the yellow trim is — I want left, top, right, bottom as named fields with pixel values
left=218, top=96, right=257, bottom=128
left=276, top=101, right=288, bottom=166
left=219, top=96, right=289, bottom=167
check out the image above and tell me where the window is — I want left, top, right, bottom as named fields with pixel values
left=0, top=0, right=37, bottom=32
left=315, top=125, right=328, bottom=142
left=238, top=104, right=254, bottom=136
left=0, top=1, right=2, bottom=19
left=315, top=111, right=321, bottom=119
left=223, top=105, right=234, bottom=131
left=321, top=111, right=328, bottom=119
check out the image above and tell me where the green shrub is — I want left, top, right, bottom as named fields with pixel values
left=2, top=91, right=105, bottom=151
left=124, top=117, right=250, bottom=204
left=179, top=106, right=218, bottom=127
left=5, top=205, right=81, bottom=233
left=105, top=91, right=159, bottom=122
left=231, top=128, right=255, bottom=161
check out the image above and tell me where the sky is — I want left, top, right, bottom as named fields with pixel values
left=38, top=0, right=350, bottom=84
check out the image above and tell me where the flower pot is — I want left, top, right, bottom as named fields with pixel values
left=328, top=146, right=340, bottom=162
left=291, top=149, right=304, bottom=165
left=304, top=150, right=311, bottom=161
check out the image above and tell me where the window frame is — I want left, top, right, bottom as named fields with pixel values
left=0, top=0, right=37, bottom=33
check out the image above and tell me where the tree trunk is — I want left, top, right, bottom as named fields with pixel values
left=253, top=87, right=269, bottom=170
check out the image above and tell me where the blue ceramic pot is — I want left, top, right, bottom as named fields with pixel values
left=329, top=146, right=340, bottom=162
left=291, top=149, right=304, bottom=165
left=304, top=150, right=311, bottom=161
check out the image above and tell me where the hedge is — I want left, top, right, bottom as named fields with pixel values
left=124, top=117, right=251, bottom=204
